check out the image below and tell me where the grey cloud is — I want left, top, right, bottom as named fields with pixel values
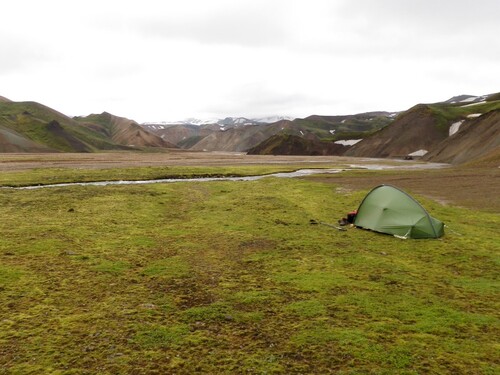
left=306, top=0, right=500, bottom=62
left=133, top=3, right=290, bottom=47
left=202, top=84, right=331, bottom=118
left=0, top=36, right=53, bottom=74
left=336, top=0, right=500, bottom=33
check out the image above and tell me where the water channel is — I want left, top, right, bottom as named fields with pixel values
left=3, top=162, right=448, bottom=190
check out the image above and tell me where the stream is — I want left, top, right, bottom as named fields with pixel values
left=3, top=162, right=448, bottom=190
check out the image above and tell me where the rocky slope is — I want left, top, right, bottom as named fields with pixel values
left=423, top=109, right=500, bottom=165
left=247, top=134, right=347, bottom=155
left=343, top=93, right=500, bottom=164
left=343, top=104, right=447, bottom=158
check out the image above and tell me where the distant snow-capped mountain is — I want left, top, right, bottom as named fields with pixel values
left=142, top=116, right=295, bottom=127
left=254, top=115, right=295, bottom=123
left=444, top=94, right=489, bottom=104
left=142, top=118, right=218, bottom=126
left=218, top=117, right=261, bottom=126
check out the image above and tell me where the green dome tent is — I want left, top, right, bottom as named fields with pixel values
left=354, top=185, right=444, bottom=239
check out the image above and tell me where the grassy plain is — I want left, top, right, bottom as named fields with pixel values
left=0, top=154, right=498, bottom=374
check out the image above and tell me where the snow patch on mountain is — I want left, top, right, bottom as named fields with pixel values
left=335, top=139, right=362, bottom=146
left=143, top=118, right=218, bottom=126
left=218, top=117, right=259, bottom=126
left=461, top=101, right=487, bottom=107
left=256, top=115, right=295, bottom=123
left=449, top=120, right=464, bottom=136
left=445, top=94, right=488, bottom=105
left=186, top=118, right=219, bottom=126
left=408, top=149, right=428, bottom=157
left=460, top=96, right=478, bottom=103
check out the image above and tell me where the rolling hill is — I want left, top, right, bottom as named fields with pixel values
left=0, top=124, right=54, bottom=153
left=344, top=93, right=500, bottom=163
left=246, top=134, right=347, bottom=155
left=0, top=100, right=176, bottom=152
left=143, top=112, right=395, bottom=152
left=423, top=109, right=500, bottom=165
left=342, top=104, right=447, bottom=158
left=188, top=120, right=300, bottom=152
left=1, top=93, right=498, bottom=166
left=74, top=112, right=177, bottom=149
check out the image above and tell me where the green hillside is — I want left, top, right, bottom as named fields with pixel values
left=293, top=112, right=394, bottom=141
left=0, top=102, right=142, bottom=152
left=344, top=93, right=500, bottom=162
left=73, top=112, right=115, bottom=135
left=427, top=100, right=500, bottom=130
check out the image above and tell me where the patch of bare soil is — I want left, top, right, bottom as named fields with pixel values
left=308, top=167, right=500, bottom=213
left=0, top=152, right=359, bottom=171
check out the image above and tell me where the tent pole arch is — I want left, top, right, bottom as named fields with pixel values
left=354, top=184, right=443, bottom=238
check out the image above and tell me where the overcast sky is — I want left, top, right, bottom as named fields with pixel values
left=1, top=0, right=499, bottom=122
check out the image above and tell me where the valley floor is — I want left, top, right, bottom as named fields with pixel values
left=0, top=152, right=498, bottom=373
left=1, top=151, right=497, bottom=212
left=0, top=151, right=344, bottom=171
left=308, top=167, right=500, bottom=213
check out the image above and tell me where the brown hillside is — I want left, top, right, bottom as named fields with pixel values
left=108, top=114, right=177, bottom=148
left=78, top=112, right=177, bottom=148
left=247, top=134, right=346, bottom=155
left=143, top=124, right=216, bottom=146
left=0, top=95, right=12, bottom=102
left=345, top=104, right=447, bottom=158
left=190, top=120, right=297, bottom=152
left=424, top=110, right=500, bottom=165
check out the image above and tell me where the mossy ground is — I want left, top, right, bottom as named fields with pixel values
left=0, top=165, right=321, bottom=187
left=0, top=168, right=498, bottom=374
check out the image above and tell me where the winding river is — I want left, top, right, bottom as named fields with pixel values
left=3, top=162, right=448, bottom=190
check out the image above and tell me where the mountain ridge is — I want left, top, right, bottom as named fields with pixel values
left=344, top=94, right=500, bottom=163
left=0, top=101, right=176, bottom=152
left=142, top=115, right=295, bottom=127
left=1, top=93, right=498, bottom=166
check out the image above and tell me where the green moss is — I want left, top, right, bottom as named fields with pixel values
left=182, top=302, right=233, bottom=322
left=229, top=290, right=276, bottom=305
left=134, top=324, right=190, bottom=348
left=0, top=265, right=23, bottom=286
left=142, top=256, right=190, bottom=278
left=285, top=300, right=327, bottom=317
left=0, top=168, right=498, bottom=373
left=92, top=260, right=131, bottom=274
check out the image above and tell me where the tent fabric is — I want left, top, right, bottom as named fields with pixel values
left=354, top=185, right=444, bottom=239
